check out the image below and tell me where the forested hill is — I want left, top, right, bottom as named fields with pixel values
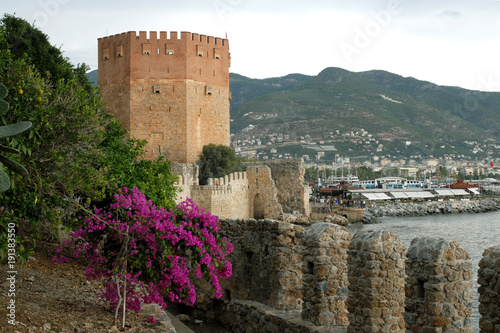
left=229, top=67, right=500, bottom=146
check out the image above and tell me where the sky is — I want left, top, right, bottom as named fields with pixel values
left=3, top=0, right=500, bottom=91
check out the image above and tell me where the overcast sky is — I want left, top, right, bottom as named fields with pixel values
left=3, top=0, right=500, bottom=91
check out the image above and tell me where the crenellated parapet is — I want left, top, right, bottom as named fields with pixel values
left=188, top=219, right=482, bottom=333
left=98, top=30, right=230, bottom=86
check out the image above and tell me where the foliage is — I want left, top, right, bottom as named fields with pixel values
left=99, top=118, right=178, bottom=210
left=54, top=187, right=233, bottom=327
left=0, top=83, right=32, bottom=191
left=0, top=15, right=179, bottom=263
left=1, top=14, right=77, bottom=84
left=196, top=144, right=244, bottom=185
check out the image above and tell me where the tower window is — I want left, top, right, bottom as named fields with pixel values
left=142, top=43, right=151, bottom=55
left=103, top=47, right=110, bottom=60
left=213, top=48, right=221, bottom=59
left=165, top=43, right=174, bottom=55
left=116, top=45, right=124, bottom=57
left=205, top=85, right=213, bottom=95
left=196, top=45, right=204, bottom=57
left=153, top=84, right=161, bottom=94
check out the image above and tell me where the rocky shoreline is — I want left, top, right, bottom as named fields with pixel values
left=362, top=198, right=500, bottom=224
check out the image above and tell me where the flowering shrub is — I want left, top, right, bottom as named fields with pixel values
left=54, top=187, right=233, bottom=326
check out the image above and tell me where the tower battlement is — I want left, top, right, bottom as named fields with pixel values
left=98, top=31, right=230, bottom=87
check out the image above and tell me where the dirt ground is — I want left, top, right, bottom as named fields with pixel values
left=0, top=241, right=231, bottom=333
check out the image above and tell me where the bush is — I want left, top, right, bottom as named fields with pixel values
left=54, top=187, right=233, bottom=327
left=197, top=144, right=244, bottom=185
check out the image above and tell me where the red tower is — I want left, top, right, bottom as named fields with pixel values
left=98, top=31, right=231, bottom=163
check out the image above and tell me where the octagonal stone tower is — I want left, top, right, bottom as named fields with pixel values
left=98, top=31, right=231, bottom=163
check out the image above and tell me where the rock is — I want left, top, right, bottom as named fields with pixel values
left=43, top=323, right=51, bottom=330
left=108, top=326, right=120, bottom=333
left=27, top=276, right=35, bottom=282
left=176, top=314, right=191, bottom=322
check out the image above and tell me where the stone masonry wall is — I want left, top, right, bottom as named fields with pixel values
left=246, top=165, right=283, bottom=219
left=252, top=159, right=310, bottom=217
left=219, top=218, right=306, bottom=311
left=406, top=238, right=473, bottom=333
left=347, top=230, right=406, bottom=333
left=172, top=162, right=198, bottom=204
left=478, top=246, right=500, bottom=333
left=301, top=223, right=351, bottom=327
left=191, top=172, right=250, bottom=219
left=186, top=218, right=490, bottom=333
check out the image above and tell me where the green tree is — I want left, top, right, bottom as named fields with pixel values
left=357, top=165, right=381, bottom=180
left=438, top=165, right=449, bottom=179
left=196, top=144, right=244, bottom=185
left=0, top=15, right=179, bottom=261
left=1, top=14, right=75, bottom=84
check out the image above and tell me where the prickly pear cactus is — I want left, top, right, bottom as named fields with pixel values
left=0, top=83, right=32, bottom=191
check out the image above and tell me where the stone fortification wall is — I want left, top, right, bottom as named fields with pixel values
left=478, top=246, right=500, bottom=333
left=301, top=223, right=351, bottom=326
left=172, top=159, right=308, bottom=220
left=191, top=172, right=250, bottom=219
left=251, top=159, right=310, bottom=217
left=347, top=230, right=406, bottom=333
left=172, top=163, right=198, bottom=203
left=246, top=165, right=283, bottom=219
left=187, top=219, right=486, bottom=333
left=219, top=218, right=305, bottom=311
left=406, top=238, right=473, bottom=333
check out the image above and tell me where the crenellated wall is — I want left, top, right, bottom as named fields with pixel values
left=347, top=230, right=407, bottom=333
left=191, top=172, right=251, bottom=219
left=406, top=238, right=473, bottom=333
left=478, top=246, right=500, bottom=333
left=172, top=159, right=306, bottom=221
left=185, top=219, right=489, bottom=333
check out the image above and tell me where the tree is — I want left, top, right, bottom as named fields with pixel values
left=0, top=15, right=179, bottom=262
left=0, top=83, right=32, bottom=191
left=196, top=144, right=244, bottom=185
left=438, top=166, right=449, bottom=179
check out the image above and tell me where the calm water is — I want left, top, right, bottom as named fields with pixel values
left=348, top=210, right=500, bottom=333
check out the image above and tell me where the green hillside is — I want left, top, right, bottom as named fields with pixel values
left=230, top=68, right=500, bottom=158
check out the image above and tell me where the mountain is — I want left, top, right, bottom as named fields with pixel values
left=86, top=69, right=98, bottom=86
left=230, top=67, right=500, bottom=159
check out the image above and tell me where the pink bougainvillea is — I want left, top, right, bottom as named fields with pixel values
left=54, top=187, right=233, bottom=322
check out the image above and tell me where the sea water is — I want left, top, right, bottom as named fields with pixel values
left=348, top=210, right=500, bottom=333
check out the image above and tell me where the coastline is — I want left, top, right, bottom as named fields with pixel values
left=362, top=197, right=500, bottom=224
